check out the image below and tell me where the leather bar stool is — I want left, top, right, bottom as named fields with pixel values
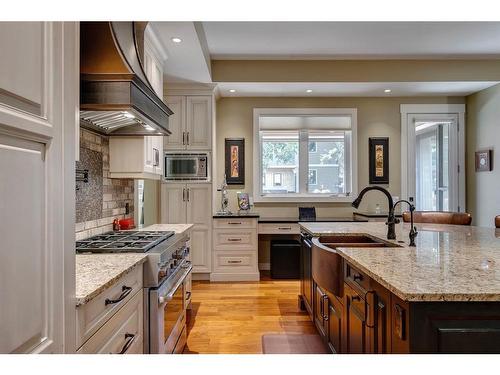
left=495, top=216, right=500, bottom=228
left=402, top=211, right=472, bottom=226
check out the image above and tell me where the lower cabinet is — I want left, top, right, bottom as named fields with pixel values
left=313, top=283, right=343, bottom=353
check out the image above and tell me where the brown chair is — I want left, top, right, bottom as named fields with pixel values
left=402, top=211, right=472, bottom=226
left=495, top=216, right=500, bottom=228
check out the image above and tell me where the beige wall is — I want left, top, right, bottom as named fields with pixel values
left=466, top=83, right=500, bottom=227
left=216, top=96, right=465, bottom=217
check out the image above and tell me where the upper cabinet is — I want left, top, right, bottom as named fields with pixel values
left=164, top=96, right=212, bottom=151
left=143, top=41, right=164, bottom=98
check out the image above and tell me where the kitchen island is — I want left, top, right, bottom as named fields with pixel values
left=298, top=221, right=500, bottom=353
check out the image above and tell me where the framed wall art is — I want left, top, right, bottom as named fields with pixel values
left=225, top=138, right=245, bottom=185
left=369, top=137, right=389, bottom=184
left=475, top=149, right=492, bottom=172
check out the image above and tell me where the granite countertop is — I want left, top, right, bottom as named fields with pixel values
left=136, top=223, right=194, bottom=234
left=353, top=211, right=403, bottom=218
left=299, top=221, right=500, bottom=302
left=76, top=254, right=148, bottom=306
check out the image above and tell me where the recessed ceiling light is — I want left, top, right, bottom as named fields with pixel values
left=171, top=37, right=182, bottom=43
left=384, top=89, right=392, bottom=93
left=306, top=89, right=313, bottom=93
left=229, top=89, right=236, bottom=93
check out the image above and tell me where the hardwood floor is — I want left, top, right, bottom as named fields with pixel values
left=184, top=273, right=317, bottom=354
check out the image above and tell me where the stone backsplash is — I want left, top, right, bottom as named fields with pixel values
left=76, top=128, right=134, bottom=240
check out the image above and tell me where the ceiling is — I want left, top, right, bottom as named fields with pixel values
left=217, top=82, right=499, bottom=97
left=202, top=22, right=500, bottom=59
left=150, top=22, right=500, bottom=96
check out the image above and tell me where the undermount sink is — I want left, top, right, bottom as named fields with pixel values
left=318, top=234, right=397, bottom=249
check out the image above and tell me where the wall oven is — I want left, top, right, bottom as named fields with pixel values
left=164, top=152, right=210, bottom=181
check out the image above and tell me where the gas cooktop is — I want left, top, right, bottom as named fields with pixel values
left=76, top=231, right=175, bottom=253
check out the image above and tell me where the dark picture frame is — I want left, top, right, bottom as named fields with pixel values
left=369, top=137, right=389, bottom=184
left=225, top=138, right=245, bottom=185
left=475, top=150, right=492, bottom=172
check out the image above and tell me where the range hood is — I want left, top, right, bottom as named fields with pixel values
left=80, top=22, right=172, bottom=136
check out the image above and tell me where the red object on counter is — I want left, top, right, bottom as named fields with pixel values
left=119, top=218, right=135, bottom=230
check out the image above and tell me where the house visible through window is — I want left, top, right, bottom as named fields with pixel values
left=254, top=108, right=357, bottom=202
left=273, top=173, right=282, bottom=186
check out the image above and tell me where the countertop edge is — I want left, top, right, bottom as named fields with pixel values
left=76, top=256, right=147, bottom=307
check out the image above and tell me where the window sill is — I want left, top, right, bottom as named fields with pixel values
left=253, top=194, right=354, bottom=204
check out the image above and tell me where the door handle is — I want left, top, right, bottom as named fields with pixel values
left=187, top=188, right=190, bottom=202
left=322, top=295, right=329, bottom=321
left=182, top=132, right=186, bottom=145
left=153, top=148, right=159, bottom=167
left=186, top=132, right=190, bottom=145
left=182, top=188, right=186, bottom=202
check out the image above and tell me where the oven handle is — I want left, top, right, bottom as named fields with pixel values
left=158, top=263, right=193, bottom=305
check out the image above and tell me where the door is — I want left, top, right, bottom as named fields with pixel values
left=314, top=285, right=328, bottom=339
left=406, top=113, right=461, bottom=211
left=343, top=283, right=369, bottom=354
left=186, top=183, right=212, bottom=273
left=0, top=22, right=78, bottom=353
left=185, top=96, right=212, bottom=150
left=164, top=96, right=186, bottom=150
left=160, top=183, right=187, bottom=224
left=328, top=295, right=343, bottom=353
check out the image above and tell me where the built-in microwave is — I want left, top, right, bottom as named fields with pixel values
left=164, top=152, right=210, bottom=181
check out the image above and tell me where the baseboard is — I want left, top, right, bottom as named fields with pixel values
left=192, top=273, right=210, bottom=281
left=259, top=262, right=270, bottom=271
left=209, top=272, right=260, bottom=282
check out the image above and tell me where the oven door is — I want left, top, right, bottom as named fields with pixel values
left=149, top=261, right=192, bottom=354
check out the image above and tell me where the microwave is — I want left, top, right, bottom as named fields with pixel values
left=164, top=152, right=210, bottom=181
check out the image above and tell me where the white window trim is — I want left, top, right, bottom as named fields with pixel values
left=400, top=104, right=466, bottom=212
left=253, top=108, right=358, bottom=203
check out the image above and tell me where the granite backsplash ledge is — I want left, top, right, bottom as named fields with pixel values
left=76, top=128, right=134, bottom=240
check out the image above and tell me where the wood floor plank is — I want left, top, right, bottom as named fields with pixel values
left=184, top=273, right=318, bottom=354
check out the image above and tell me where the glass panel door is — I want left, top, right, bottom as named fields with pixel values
left=415, top=121, right=451, bottom=211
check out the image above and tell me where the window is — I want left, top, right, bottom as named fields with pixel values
left=254, top=108, right=357, bottom=202
left=273, top=173, right=282, bottom=186
left=308, top=169, right=317, bottom=185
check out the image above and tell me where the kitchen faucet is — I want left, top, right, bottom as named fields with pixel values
left=392, top=199, right=418, bottom=246
left=351, top=186, right=398, bottom=240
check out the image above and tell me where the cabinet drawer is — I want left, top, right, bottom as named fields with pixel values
left=213, top=229, right=257, bottom=250
left=344, top=262, right=370, bottom=294
left=214, top=251, right=256, bottom=272
left=213, top=218, right=257, bottom=229
left=76, top=265, right=143, bottom=348
left=77, top=291, right=143, bottom=354
left=258, top=223, right=300, bottom=234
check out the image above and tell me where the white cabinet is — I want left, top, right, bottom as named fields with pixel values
left=143, top=42, right=164, bottom=98
left=161, top=183, right=212, bottom=273
left=164, top=96, right=212, bottom=151
left=211, top=218, right=259, bottom=281
left=109, top=136, right=163, bottom=180
left=0, top=22, right=78, bottom=353
left=76, top=265, right=143, bottom=354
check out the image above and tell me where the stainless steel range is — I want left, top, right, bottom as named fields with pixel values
left=76, top=230, right=192, bottom=354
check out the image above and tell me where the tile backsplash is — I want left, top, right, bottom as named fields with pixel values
left=76, top=128, right=134, bottom=240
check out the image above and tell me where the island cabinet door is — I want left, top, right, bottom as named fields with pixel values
left=327, top=294, right=343, bottom=353
left=343, top=283, right=369, bottom=353
left=314, top=285, right=328, bottom=339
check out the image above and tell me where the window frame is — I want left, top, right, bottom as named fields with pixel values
left=253, top=108, right=358, bottom=203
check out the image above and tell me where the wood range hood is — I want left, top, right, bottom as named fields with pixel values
left=80, top=22, right=172, bottom=136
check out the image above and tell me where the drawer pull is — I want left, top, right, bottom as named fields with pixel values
left=353, top=274, right=363, bottom=282
left=278, top=227, right=292, bottom=230
left=228, top=222, right=242, bottom=225
left=351, top=295, right=362, bottom=302
left=117, top=333, right=136, bottom=354
left=228, top=260, right=242, bottom=264
left=105, top=285, right=132, bottom=306
left=228, top=238, right=242, bottom=242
